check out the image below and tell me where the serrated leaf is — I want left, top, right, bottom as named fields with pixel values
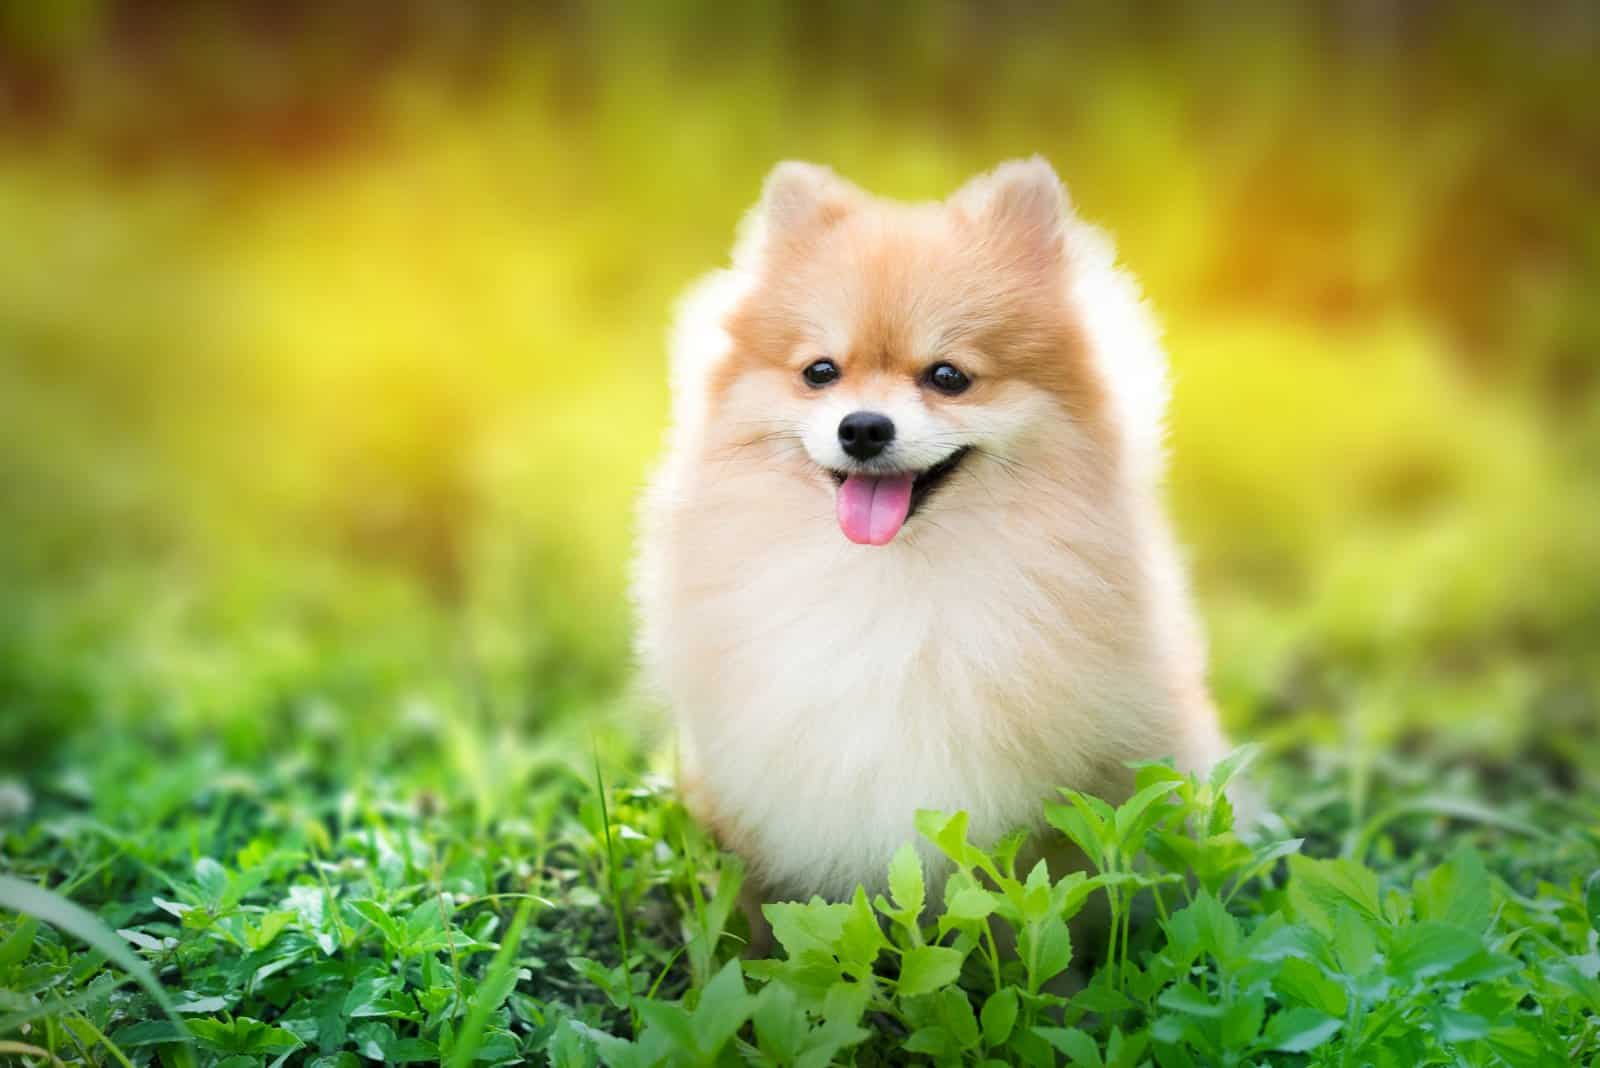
left=1036, top=1026, right=1102, bottom=1066
left=188, top=1016, right=301, bottom=1055
left=1287, top=856, right=1384, bottom=932
left=1274, top=957, right=1346, bottom=1016
left=1019, top=914, right=1072, bottom=993
left=946, top=886, right=997, bottom=923
left=888, top=844, right=925, bottom=919
left=765, top=898, right=850, bottom=960
left=934, top=987, right=981, bottom=1050
left=837, top=887, right=886, bottom=970
left=897, top=944, right=965, bottom=996
left=1387, top=921, right=1482, bottom=981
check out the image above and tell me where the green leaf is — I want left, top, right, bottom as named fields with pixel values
left=1260, top=1008, right=1342, bottom=1052
left=888, top=844, right=925, bottom=919
left=247, top=910, right=295, bottom=951
left=904, top=1026, right=958, bottom=1057
left=1221, top=995, right=1265, bottom=1047
left=344, top=976, right=402, bottom=1017
left=0, top=874, right=187, bottom=1030
left=1414, top=847, right=1491, bottom=933
left=1387, top=921, right=1482, bottom=981
left=1183, top=892, right=1241, bottom=966
left=1273, top=957, right=1347, bottom=1017
left=1019, top=914, right=1072, bottom=993
left=173, top=995, right=229, bottom=1014
left=193, top=857, right=231, bottom=909
left=1044, top=795, right=1108, bottom=871
left=1105, top=1026, right=1148, bottom=1068
left=348, top=899, right=404, bottom=949
left=1112, top=779, right=1182, bottom=848
left=935, top=987, right=981, bottom=1050
left=946, top=885, right=997, bottom=923
left=1157, top=982, right=1223, bottom=1017
left=1073, top=970, right=1134, bottom=1014
left=569, top=1020, right=649, bottom=1068
left=403, top=897, right=448, bottom=948
left=1287, top=856, right=1384, bottom=933
left=1035, top=1026, right=1102, bottom=1066
left=752, top=983, right=805, bottom=1061
left=106, top=1021, right=186, bottom=1049
left=1332, top=906, right=1378, bottom=975
left=1208, top=744, right=1262, bottom=792
left=691, top=959, right=753, bottom=1054
left=188, top=1017, right=300, bottom=1055
left=914, top=809, right=990, bottom=873
left=837, top=887, right=886, bottom=970
left=766, top=898, right=850, bottom=960
left=980, top=988, right=1018, bottom=1047
left=1586, top=870, right=1600, bottom=934
left=0, top=916, right=39, bottom=970
left=635, top=999, right=698, bottom=1054
left=1483, top=1025, right=1548, bottom=1068
left=897, top=944, right=965, bottom=996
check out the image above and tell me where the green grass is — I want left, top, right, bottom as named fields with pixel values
left=1, top=728, right=1596, bottom=1064
left=2, top=4, right=1600, bottom=1065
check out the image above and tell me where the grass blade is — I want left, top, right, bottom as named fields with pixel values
left=445, top=896, right=535, bottom=1068
left=0, top=875, right=187, bottom=1033
left=593, top=747, right=639, bottom=1032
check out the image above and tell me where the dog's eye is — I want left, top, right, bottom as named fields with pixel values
left=802, top=360, right=840, bottom=388
left=926, top=362, right=971, bottom=395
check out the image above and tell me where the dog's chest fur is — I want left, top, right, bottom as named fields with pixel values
left=644, top=463, right=1181, bottom=901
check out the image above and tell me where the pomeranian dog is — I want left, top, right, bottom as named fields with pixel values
left=635, top=158, right=1230, bottom=913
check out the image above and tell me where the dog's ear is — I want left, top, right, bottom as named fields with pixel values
left=760, top=161, right=862, bottom=235
left=949, top=157, right=1069, bottom=265
left=733, top=162, right=863, bottom=266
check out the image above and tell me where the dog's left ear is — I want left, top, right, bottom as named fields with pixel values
left=949, top=157, right=1069, bottom=264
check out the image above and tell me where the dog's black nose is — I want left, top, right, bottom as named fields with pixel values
left=838, top=411, right=895, bottom=461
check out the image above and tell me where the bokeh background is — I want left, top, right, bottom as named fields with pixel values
left=2, top=1, right=1597, bottom=792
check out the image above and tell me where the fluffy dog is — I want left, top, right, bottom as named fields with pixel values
left=635, top=158, right=1230, bottom=911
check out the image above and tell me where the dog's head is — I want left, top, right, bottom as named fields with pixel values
left=702, top=158, right=1137, bottom=546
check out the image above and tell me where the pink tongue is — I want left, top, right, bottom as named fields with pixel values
left=836, top=474, right=915, bottom=545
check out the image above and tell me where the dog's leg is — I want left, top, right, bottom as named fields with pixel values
left=738, top=876, right=775, bottom=959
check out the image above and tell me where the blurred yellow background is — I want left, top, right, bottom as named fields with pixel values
left=1, top=2, right=1596, bottom=774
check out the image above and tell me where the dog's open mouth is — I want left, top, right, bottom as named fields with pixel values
left=829, top=447, right=970, bottom=546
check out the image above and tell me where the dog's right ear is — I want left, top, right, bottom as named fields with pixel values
left=735, top=162, right=862, bottom=264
